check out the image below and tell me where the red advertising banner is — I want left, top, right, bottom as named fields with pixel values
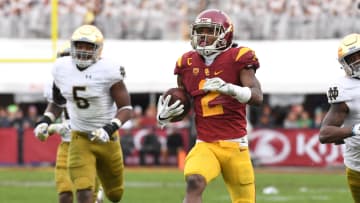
left=3, top=127, right=342, bottom=167
left=23, top=128, right=61, bottom=164
left=0, top=128, right=18, bottom=164
left=249, top=129, right=344, bottom=167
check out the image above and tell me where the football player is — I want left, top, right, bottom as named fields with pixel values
left=157, top=9, right=263, bottom=203
left=34, top=25, right=132, bottom=203
left=35, top=41, right=104, bottom=203
left=319, top=33, right=360, bottom=203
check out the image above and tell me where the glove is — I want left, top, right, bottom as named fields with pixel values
left=203, top=77, right=251, bottom=103
left=352, top=123, right=360, bottom=136
left=203, top=77, right=232, bottom=95
left=48, top=123, right=70, bottom=139
left=33, top=113, right=55, bottom=141
left=90, top=128, right=110, bottom=143
left=34, top=123, right=49, bottom=141
left=156, top=95, right=184, bottom=128
left=90, top=119, right=121, bottom=143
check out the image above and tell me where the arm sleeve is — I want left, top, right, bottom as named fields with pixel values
left=52, top=82, right=66, bottom=107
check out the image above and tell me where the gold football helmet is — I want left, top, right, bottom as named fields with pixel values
left=56, top=41, right=71, bottom=58
left=70, top=25, right=103, bottom=68
left=338, top=33, right=360, bottom=78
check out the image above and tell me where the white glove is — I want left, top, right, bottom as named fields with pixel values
left=34, top=123, right=49, bottom=141
left=203, top=77, right=232, bottom=95
left=90, top=128, right=110, bottom=143
left=203, top=77, right=251, bottom=103
left=48, top=123, right=70, bottom=139
left=352, top=123, right=360, bottom=136
left=156, top=95, right=184, bottom=128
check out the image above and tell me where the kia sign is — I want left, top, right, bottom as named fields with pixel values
left=249, top=129, right=345, bottom=167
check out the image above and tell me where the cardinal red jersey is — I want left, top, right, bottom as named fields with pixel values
left=174, top=47, right=259, bottom=142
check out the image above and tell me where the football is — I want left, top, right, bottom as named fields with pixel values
left=163, top=87, right=191, bottom=122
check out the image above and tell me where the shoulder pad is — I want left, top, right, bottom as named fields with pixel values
left=233, top=47, right=259, bottom=69
left=233, top=47, right=255, bottom=61
left=176, top=51, right=195, bottom=69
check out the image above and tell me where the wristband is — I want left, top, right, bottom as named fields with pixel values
left=111, top=118, right=122, bottom=128
left=35, top=115, right=52, bottom=126
left=44, top=112, right=56, bottom=122
left=102, top=118, right=122, bottom=136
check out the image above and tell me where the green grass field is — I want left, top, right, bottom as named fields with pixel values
left=0, top=167, right=352, bottom=203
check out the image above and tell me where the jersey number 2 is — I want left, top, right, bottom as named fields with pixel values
left=199, top=80, right=224, bottom=117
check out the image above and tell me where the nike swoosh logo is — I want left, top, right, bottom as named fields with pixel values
left=214, top=70, right=223, bottom=75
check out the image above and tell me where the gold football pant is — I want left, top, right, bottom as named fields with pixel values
left=55, top=142, right=73, bottom=194
left=55, top=141, right=102, bottom=202
left=347, top=167, right=360, bottom=203
left=69, top=131, right=124, bottom=202
left=184, top=141, right=255, bottom=203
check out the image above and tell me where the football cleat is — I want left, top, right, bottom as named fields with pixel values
left=70, top=25, right=103, bottom=69
left=338, top=33, right=360, bottom=78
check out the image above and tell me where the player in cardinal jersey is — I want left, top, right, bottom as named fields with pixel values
left=34, top=25, right=132, bottom=203
left=34, top=41, right=104, bottom=203
left=319, top=33, right=360, bottom=203
left=157, top=9, right=263, bottom=203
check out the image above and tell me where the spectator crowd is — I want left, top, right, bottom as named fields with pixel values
left=1, top=0, right=359, bottom=40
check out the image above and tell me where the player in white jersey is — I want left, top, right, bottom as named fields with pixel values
left=34, top=25, right=132, bottom=203
left=319, top=33, right=360, bottom=203
left=36, top=41, right=104, bottom=203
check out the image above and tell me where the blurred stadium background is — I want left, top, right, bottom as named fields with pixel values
left=0, top=0, right=360, bottom=202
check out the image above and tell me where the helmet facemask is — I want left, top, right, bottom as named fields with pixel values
left=190, top=22, right=231, bottom=57
left=71, top=41, right=100, bottom=69
left=342, top=51, right=360, bottom=78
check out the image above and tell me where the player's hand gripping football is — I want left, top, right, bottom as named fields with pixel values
left=34, top=123, right=50, bottom=141
left=203, top=77, right=251, bottom=103
left=156, top=95, right=184, bottom=128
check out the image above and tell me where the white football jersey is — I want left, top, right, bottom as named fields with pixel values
left=327, top=76, right=360, bottom=171
left=52, top=56, right=124, bottom=133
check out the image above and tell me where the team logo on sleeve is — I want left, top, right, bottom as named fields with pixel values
left=327, top=86, right=339, bottom=101
left=120, top=66, right=126, bottom=78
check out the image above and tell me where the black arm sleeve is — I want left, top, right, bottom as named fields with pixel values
left=52, top=82, right=66, bottom=106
